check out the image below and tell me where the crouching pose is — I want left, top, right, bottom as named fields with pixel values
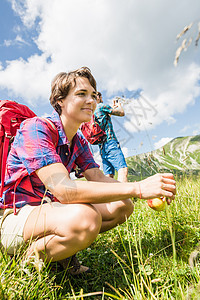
left=0, top=67, right=176, bottom=274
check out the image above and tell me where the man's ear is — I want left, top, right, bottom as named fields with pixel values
left=58, top=100, right=63, bottom=107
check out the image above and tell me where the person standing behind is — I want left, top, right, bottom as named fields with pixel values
left=94, top=92, right=128, bottom=182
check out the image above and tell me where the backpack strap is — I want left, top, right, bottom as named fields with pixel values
left=0, top=132, right=11, bottom=198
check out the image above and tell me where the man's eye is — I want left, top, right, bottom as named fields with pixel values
left=92, top=95, right=97, bottom=100
left=78, top=93, right=85, bottom=96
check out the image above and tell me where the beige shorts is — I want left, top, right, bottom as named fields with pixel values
left=0, top=205, right=36, bottom=255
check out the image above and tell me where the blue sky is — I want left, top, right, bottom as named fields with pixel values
left=0, top=0, right=200, bottom=161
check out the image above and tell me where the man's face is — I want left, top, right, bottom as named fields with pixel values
left=97, top=95, right=103, bottom=104
left=60, top=77, right=97, bottom=124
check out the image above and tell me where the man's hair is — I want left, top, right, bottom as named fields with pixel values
left=50, top=67, right=97, bottom=115
left=97, top=91, right=103, bottom=103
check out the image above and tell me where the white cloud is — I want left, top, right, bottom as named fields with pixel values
left=180, top=125, right=191, bottom=133
left=179, top=123, right=200, bottom=136
left=154, top=137, right=173, bottom=149
left=4, top=40, right=12, bottom=47
left=192, top=123, right=200, bottom=136
left=193, top=130, right=199, bottom=136
left=0, top=0, right=200, bottom=129
left=0, top=54, right=53, bottom=106
left=4, top=35, right=30, bottom=47
left=124, top=63, right=200, bottom=132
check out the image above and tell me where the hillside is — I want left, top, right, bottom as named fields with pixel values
left=126, top=135, right=200, bottom=180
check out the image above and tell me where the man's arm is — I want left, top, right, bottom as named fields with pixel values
left=36, top=163, right=138, bottom=204
left=83, top=167, right=118, bottom=183
left=35, top=163, right=176, bottom=204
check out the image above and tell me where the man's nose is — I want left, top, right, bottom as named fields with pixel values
left=87, top=96, right=96, bottom=104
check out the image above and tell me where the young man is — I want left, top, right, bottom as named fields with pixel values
left=94, top=92, right=128, bottom=182
left=0, top=67, right=176, bottom=275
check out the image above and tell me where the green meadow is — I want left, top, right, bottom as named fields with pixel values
left=1, top=175, right=200, bottom=299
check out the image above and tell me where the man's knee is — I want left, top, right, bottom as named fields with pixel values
left=76, top=205, right=102, bottom=236
left=110, top=199, right=134, bottom=224
left=61, top=204, right=102, bottom=247
left=120, top=199, right=134, bottom=220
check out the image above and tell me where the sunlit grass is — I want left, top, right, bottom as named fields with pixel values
left=1, top=175, right=200, bottom=298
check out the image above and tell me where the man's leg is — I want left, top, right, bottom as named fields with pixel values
left=103, top=140, right=128, bottom=182
left=93, top=198, right=134, bottom=233
left=102, top=157, right=115, bottom=178
left=117, top=167, right=128, bottom=182
left=100, top=143, right=115, bottom=178
left=23, top=202, right=102, bottom=262
left=106, top=173, right=114, bottom=178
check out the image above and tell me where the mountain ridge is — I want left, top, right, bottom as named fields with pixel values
left=126, top=134, right=200, bottom=180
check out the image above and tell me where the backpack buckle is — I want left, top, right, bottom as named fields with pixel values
left=5, top=132, right=12, bottom=138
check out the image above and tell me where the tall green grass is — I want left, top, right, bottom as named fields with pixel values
left=1, top=175, right=200, bottom=299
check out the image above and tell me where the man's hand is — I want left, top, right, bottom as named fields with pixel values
left=138, top=173, right=176, bottom=201
left=111, top=99, right=125, bottom=116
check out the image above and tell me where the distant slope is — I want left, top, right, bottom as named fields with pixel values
left=126, top=135, right=200, bottom=180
